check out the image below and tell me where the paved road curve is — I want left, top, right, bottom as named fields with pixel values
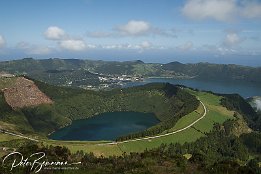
left=99, top=99, right=207, bottom=145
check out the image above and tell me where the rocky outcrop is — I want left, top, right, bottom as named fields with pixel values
left=3, top=77, right=53, bottom=109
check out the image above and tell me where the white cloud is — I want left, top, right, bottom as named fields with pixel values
left=101, top=41, right=154, bottom=50
left=102, top=43, right=135, bottom=50
left=140, top=41, right=151, bottom=49
left=255, top=98, right=261, bottom=111
left=117, top=20, right=150, bottom=35
left=182, top=0, right=236, bottom=22
left=16, top=41, right=31, bottom=50
left=44, top=26, right=66, bottom=40
left=86, top=21, right=176, bottom=38
left=102, top=44, right=124, bottom=49
left=177, top=41, right=194, bottom=51
left=202, top=44, right=218, bottom=51
left=86, top=44, right=97, bottom=49
left=87, top=31, right=113, bottom=38
left=201, top=44, right=238, bottom=55
left=16, top=41, right=52, bottom=55
left=202, top=31, right=245, bottom=54
left=242, top=1, right=261, bottom=18
left=59, top=39, right=86, bottom=51
left=28, top=46, right=52, bottom=55
left=223, top=32, right=242, bottom=47
left=150, top=28, right=177, bottom=37
left=217, top=47, right=237, bottom=55
left=0, top=35, right=6, bottom=48
left=182, top=0, right=261, bottom=22
left=44, top=26, right=89, bottom=51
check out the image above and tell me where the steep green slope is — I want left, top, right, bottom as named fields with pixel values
left=220, top=94, right=261, bottom=130
left=0, top=92, right=33, bottom=133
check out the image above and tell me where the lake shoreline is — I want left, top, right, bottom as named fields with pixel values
left=49, top=111, right=160, bottom=141
left=124, top=78, right=261, bottom=99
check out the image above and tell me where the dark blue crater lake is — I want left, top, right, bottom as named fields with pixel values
left=124, top=78, right=261, bottom=98
left=49, top=112, right=160, bottom=141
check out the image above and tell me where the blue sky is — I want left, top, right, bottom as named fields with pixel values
left=0, top=0, right=261, bottom=66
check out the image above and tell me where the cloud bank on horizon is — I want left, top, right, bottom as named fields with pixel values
left=256, top=99, right=261, bottom=111
left=0, top=0, right=260, bottom=65
left=182, top=0, right=261, bottom=22
left=252, top=98, right=261, bottom=111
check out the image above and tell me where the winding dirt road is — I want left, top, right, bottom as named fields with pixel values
left=0, top=129, right=39, bottom=142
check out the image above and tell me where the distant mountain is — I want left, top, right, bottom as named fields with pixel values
left=0, top=58, right=261, bottom=87
left=161, top=61, right=186, bottom=72
left=163, top=62, right=261, bottom=83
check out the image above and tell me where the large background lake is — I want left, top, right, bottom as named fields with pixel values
left=49, top=112, right=159, bottom=141
left=124, top=78, right=261, bottom=98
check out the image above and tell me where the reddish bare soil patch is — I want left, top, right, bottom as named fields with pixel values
left=3, top=77, right=53, bottom=109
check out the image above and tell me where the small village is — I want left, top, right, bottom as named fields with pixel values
left=78, top=74, right=143, bottom=90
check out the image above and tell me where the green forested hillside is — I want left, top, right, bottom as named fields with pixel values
left=0, top=92, right=34, bottom=133
left=0, top=77, right=199, bottom=137
left=220, top=94, right=261, bottom=131
left=162, top=62, right=261, bottom=83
